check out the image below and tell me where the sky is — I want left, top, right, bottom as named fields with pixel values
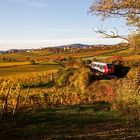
left=0, top=0, right=130, bottom=50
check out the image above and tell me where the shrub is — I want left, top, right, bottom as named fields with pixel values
left=106, top=55, right=123, bottom=65
left=130, top=60, right=140, bottom=67
left=30, top=59, right=36, bottom=65
left=116, top=67, right=140, bottom=120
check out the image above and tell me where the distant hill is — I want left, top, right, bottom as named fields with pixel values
left=55, top=43, right=90, bottom=48
left=0, top=51, right=5, bottom=54
left=0, top=49, right=32, bottom=54
left=51, top=43, right=126, bottom=49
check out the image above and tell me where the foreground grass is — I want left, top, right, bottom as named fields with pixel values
left=0, top=105, right=140, bottom=140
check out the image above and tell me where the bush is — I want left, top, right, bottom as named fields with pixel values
left=130, top=60, right=140, bottom=67
left=30, top=59, right=37, bottom=65
left=116, top=67, right=140, bottom=120
left=106, top=55, right=123, bottom=64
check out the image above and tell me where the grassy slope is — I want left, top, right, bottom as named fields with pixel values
left=0, top=63, right=61, bottom=76
left=0, top=49, right=114, bottom=62
left=99, top=48, right=140, bottom=60
left=0, top=105, right=139, bottom=140
left=84, top=48, right=140, bottom=63
left=103, top=48, right=133, bottom=57
left=81, top=48, right=131, bottom=60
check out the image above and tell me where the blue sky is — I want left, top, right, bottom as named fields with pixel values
left=0, top=0, right=130, bottom=50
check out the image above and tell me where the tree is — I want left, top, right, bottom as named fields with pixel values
left=89, top=0, right=140, bottom=53
left=93, top=26, right=130, bottom=43
left=89, top=0, right=140, bottom=27
left=128, top=33, right=140, bottom=53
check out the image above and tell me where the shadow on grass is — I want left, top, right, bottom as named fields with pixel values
left=0, top=104, right=140, bottom=140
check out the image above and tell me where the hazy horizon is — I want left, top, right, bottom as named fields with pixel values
left=0, top=37, right=126, bottom=51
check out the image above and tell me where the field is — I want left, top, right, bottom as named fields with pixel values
left=0, top=49, right=106, bottom=62
left=0, top=47, right=138, bottom=76
left=1, top=0, right=140, bottom=139
left=0, top=48, right=128, bottom=62
left=0, top=104, right=140, bottom=140
left=84, top=48, right=139, bottom=61
left=0, top=48, right=121, bottom=76
left=0, top=46, right=139, bottom=140
left=0, top=63, right=61, bottom=76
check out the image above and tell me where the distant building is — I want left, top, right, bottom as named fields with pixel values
left=26, top=50, right=31, bottom=52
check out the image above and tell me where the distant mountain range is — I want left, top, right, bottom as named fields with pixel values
left=55, top=43, right=90, bottom=48
left=52, top=43, right=116, bottom=49
left=0, top=51, right=4, bottom=53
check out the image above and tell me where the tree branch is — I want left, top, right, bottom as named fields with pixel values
left=93, top=27, right=130, bottom=43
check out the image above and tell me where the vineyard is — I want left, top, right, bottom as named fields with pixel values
left=1, top=0, right=140, bottom=138
left=0, top=46, right=139, bottom=139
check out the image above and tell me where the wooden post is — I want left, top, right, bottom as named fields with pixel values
left=23, top=87, right=30, bottom=109
left=12, top=87, right=22, bottom=116
left=1, top=87, right=11, bottom=116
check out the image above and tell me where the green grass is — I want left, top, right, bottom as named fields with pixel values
left=103, top=48, right=132, bottom=57
left=0, top=105, right=139, bottom=140
left=0, top=63, right=62, bottom=76
left=82, top=48, right=131, bottom=61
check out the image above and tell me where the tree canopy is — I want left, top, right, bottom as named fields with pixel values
left=89, top=0, right=140, bottom=27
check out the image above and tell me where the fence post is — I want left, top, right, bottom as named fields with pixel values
left=1, top=87, right=11, bottom=116
left=12, top=86, right=22, bottom=116
left=23, top=87, right=30, bottom=110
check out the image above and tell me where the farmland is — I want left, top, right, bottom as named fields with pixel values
left=1, top=0, right=140, bottom=139
left=0, top=45, right=139, bottom=140
left=0, top=63, right=61, bottom=76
